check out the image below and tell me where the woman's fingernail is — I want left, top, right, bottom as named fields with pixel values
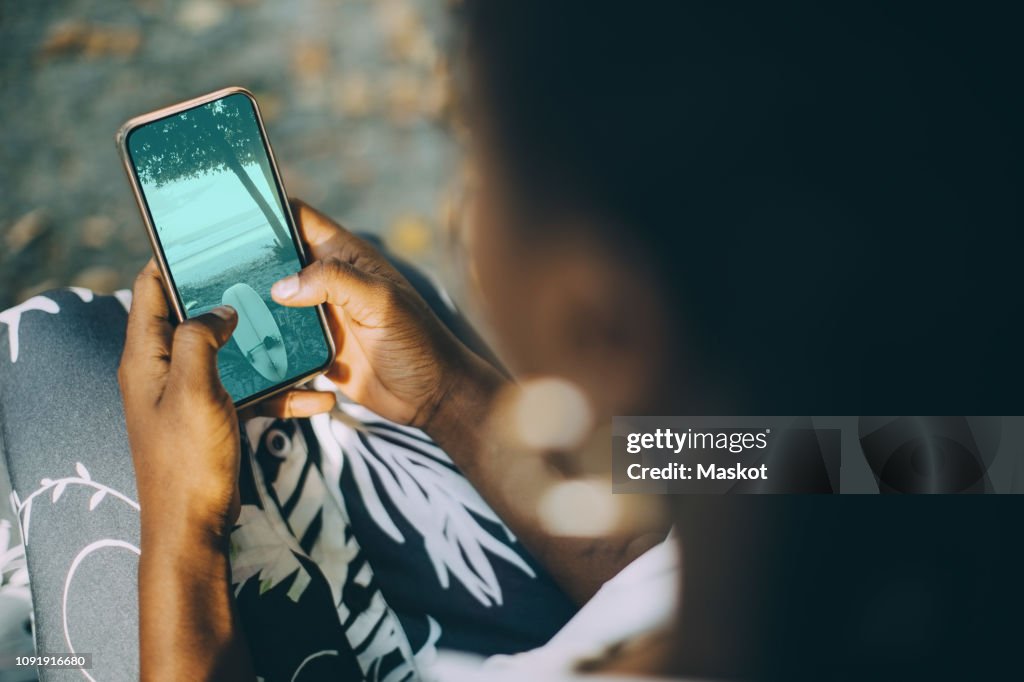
left=273, top=275, right=299, bottom=299
left=211, top=305, right=236, bottom=320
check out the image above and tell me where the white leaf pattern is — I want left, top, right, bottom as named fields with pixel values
left=8, top=464, right=140, bottom=682
left=15, top=467, right=140, bottom=544
left=0, top=289, right=93, bottom=362
left=230, top=505, right=310, bottom=602
left=114, top=288, right=133, bottom=311
left=88, top=489, right=106, bottom=511
left=0, top=296, right=59, bottom=363
left=241, top=417, right=432, bottom=681
left=311, top=402, right=535, bottom=608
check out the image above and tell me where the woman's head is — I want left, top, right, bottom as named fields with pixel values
left=452, top=6, right=1021, bottom=678
left=456, top=1, right=1021, bottom=417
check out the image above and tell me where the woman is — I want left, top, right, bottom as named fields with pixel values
left=12, top=1, right=1020, bottom=680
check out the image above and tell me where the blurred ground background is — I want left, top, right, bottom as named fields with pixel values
left=0, top=0, right=460, bottom=311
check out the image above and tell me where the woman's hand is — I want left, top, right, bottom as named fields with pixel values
left=271, top=200, right=499, bottom=430
left=120, top=262, right=257, bottom=680
left=270, top=203, right=661, bottom=604
left=119, top=260, right=242, bottom=542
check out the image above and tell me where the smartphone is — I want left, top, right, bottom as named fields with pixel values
left=116, top=86, right=334, bottom=409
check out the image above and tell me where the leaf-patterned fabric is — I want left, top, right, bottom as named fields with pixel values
left=0, top=280, right=576, bottom=680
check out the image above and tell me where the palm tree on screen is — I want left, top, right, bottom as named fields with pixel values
left=131, top=95, right=291, bottom=250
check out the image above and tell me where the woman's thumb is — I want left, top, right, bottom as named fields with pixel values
left=271, top=257, right=376, bottom=309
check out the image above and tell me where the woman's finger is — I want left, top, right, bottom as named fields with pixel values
left=240, top=389, right=337, bottom=420
left=290, top=199, right=410, bottom=284
left=271, top=257, right=381, bottom=310
left=290, top=199, right=362, bottom=257
left=119, top=260, right=174, bottom=396
left=167, top=306, right=238, bottom=396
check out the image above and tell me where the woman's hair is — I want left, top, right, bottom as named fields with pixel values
left=459, top=1, right=1021, bottom=415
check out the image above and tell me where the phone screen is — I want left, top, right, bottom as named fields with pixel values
left=124, top=92, right=331, bottom=405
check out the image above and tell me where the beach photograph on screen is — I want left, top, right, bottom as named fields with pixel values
left=127, top=93, right=329, bottom=402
